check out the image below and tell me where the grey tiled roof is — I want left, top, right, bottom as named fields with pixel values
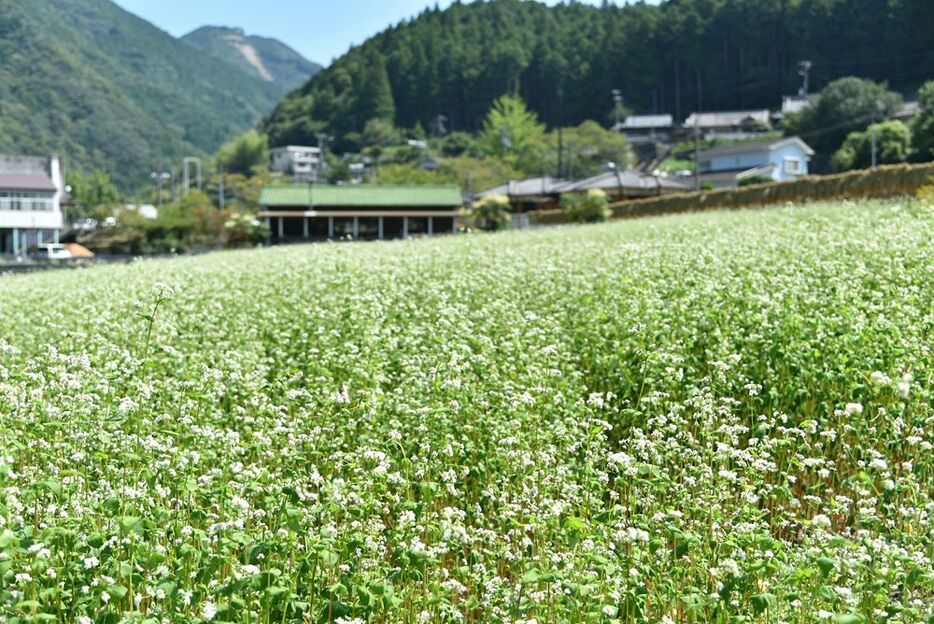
left=476, top=177, right=569, bottom=198
left=556, top=170, right=691, bottom=193
left=683, top=109, right=771, bottom=128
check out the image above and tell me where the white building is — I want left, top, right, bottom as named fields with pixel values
left=696, top=136, right=814, bottom=189
left=781, top=95, right=811, bottom=116
left=269, top=145, right=323, bottom=182
left=0, top=154, right=66, bottom=257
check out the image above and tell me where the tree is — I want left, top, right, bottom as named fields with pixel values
left=784, top=77, right=902, bottom=155
left=217, top=130, right=270, bottom=176
left=352, top=49, right=396, bottom=133
left=544, top=121, right=632, bottom=179
left=478, top=95, right=545, bottom=166
left=830, top=120, right=912, bottom=171
left=911, top=80, right=934, bottom=161
left=67, top=170, right=120, bottom=220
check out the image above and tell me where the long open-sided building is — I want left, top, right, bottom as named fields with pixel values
left=259, top=185, right=465, bottom=242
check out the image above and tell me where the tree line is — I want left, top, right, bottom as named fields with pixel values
left=263, top=0, right=934, bottom=153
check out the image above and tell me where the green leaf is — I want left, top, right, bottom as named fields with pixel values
left=118, top=516, right=143, bottom=534
left=817, top=557, right=835, bottom=578
left=750, top=593, right=776, bottom=614
left=107, top=584, right=129, bottom=601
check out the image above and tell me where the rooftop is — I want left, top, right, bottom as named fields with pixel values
left=616, top=114, right=674, bottom=130
left=0, top=173, right=58, bottom=192
left=260, top=184, right=464, bottom=208
left=696, top=136, right=814, bottom=159
left=557, top=170, right=691, bottom=193
left=476, top=176, right=569, bottom=198
left=683, top=109, right=771, bottom=128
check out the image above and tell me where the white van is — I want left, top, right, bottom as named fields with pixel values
left=35, top=244, right=72, bottom=261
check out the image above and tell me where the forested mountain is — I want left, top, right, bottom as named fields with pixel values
left=0, top=0, right=299, bottom=188
left=182, top=26, right=320, bottom=90
left=264, top=0, right=934, bottom=152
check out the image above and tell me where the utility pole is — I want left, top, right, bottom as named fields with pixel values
left=218, top=165, right=225, bottom=210
left=567, top=141, right=575, bottom=179
left=557, top=127, right=564, bottom=179
left=316, top=133, right=329, bottom=182
left=798, top=60, right=812, bottom=97
left=612, top=89, right=623, bottom=128
left=183, top=157, right=203, bottom=195
left=693, top=116, right=700, bottom=191
left=151, top=168, right=170, bottom=210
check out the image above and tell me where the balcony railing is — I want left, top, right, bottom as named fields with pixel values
left=0, top=198, right=56, bottom=212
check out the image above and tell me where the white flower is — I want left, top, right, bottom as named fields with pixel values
left=602, top=605, right=617, bottom=616
left=844, top=402, right=863, bottom=417
left=897, top=376, right=910, bottom=398
left=812, top=514, right=832, bottom=529
left=202, top=601, right=217, bottom=621
left=720, top=558, right=740, bottom=577
left=83, top=556, right=99, bottom=569
left=869, top=371, right=890, bottom=386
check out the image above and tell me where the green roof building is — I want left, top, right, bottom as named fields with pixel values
left=259, top=184, right=465, bottom=241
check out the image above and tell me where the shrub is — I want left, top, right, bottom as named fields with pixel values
left=916, top=181, right=934, bottom=206
left=225, top=213, right=269, bottom=247
left=471, top=193, right=512, bottom=231
left=562, top=189, right=611, bottom=223
left=739, top=175, right=776, bottom=187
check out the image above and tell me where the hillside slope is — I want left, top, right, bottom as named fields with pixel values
left=263, top=0, right=934, bottom=152
left=0, top=0, right=287, bottom=188
left=182, top=26, right=320, bottom=91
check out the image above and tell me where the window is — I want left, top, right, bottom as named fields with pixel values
left=784, top=157, right=802, bottom=174
left=0, top=191, right=54, bottom=211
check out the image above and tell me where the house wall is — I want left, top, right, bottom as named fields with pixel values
left=0, top=155, right=65, bottom=246
left=768, top=144, right=810, bottom=182
left=702, top=150, right=770, bottom=173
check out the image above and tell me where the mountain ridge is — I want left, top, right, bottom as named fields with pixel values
left=181, top=26, right=321, bottom=89
left=0, top=0, right=317, bottom=189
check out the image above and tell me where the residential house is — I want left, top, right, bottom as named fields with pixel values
left=269, top=145, right=323, bottom=182
left=556, top=169, right=691, bottom=201
left=696, top=136, right=814, bottom=189
left=683, top=110, right=773, bottom=140
left=474, top=177, right=569, bottom=213
left=893, top=101, right=920, bottom=122
left=0, top=154, right=66, bottom=257
left=613, top=114, right=674, bottom=144
left=475, top=171, right=691, bottom=215
left=259, top=185, right=464, bottom=241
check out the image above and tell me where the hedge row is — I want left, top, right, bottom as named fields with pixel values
left=528, top=163, right=934, bottom=225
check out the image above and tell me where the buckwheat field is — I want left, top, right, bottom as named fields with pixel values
left=0, top=200, right=932, bottom=624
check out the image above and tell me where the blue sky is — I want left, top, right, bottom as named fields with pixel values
left=113, top=0, right=630, bottom=66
